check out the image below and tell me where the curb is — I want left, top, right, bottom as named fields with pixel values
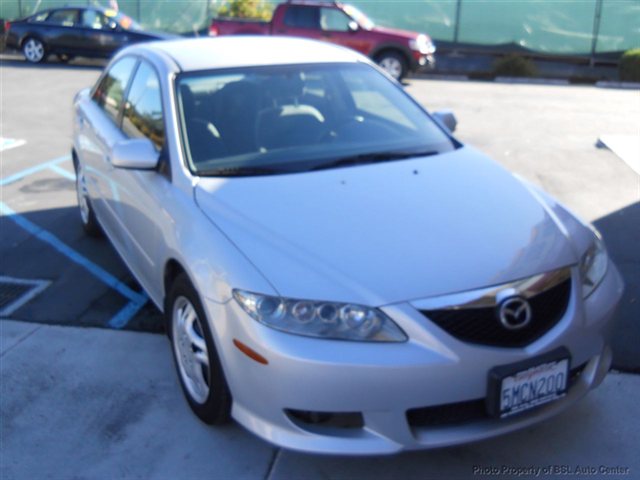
left=595, top=80, right=640, bottom=90
left=494, top=76, right=569, bottom=85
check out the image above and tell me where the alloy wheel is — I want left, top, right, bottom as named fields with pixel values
left=23, top=39, right=45, bottom=63
left=378, top=57, right=403, bottom=80
left=172, top=296, right=211, bottom=404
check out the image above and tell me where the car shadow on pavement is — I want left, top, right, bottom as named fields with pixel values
left=594, top=201, right=640, bottom=373
left=1, top=205, right=163, bottom=332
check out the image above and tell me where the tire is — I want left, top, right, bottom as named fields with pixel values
left=376, top=51, right=407, bottom=81
left=167, top=273, right=231, bottom=425
left=74, top=159, right=102, bottom=237
left=22, top=37, right=47, bottom=63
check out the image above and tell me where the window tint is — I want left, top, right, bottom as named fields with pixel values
left=92, top=56, right=137, bottom=124
left=342, top=72, right=415, bottom=129
left=30, top=12, right=48, bottom=22
left=82, top=10, right=110, bottom=30
left=283, top=6, right=320, bottom=29
left=320, top=8, right=351, bottom=32
left=177, top=63, right=454, bottom=175
left=46, top=9, right=79, bottom=27
left=122, top=62, right=165, bottom=149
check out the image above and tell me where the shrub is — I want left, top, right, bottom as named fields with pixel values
left=492, top=54, right=537, bottom=78
left=216, top=0, right=273, bottom=21
left=619, top=49, right=640, bottom=82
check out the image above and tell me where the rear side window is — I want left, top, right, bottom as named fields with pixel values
left=122, top=62, right=165, bottom=149
left=82, top=10, right=110, bottom=30
left=283, top=6, right=320, bottom=29
left=29, top=12, right=49, bottom=22
left=92, top=56, right=137, bottom=124
left=46, top=9, right=79, bottom=27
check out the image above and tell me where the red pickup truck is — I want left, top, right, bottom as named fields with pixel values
left=209, top=1, right=435, bottom=81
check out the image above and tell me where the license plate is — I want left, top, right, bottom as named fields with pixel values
left=487, top=347, right=570, bottom=418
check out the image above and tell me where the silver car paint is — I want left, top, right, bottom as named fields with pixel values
left=195, top=146, right=578, bottom=306
left=73, top=37, right=624, bottom=455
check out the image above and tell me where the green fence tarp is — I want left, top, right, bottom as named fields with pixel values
left=2, top=0, right=638, bottom=56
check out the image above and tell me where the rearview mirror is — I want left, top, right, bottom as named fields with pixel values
left=433, top=110, right=457, bottom=133
left=111, top=138, right=159, bottom=170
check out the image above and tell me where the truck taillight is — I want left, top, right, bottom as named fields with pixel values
left=209, top=25, right=219, bottom=36
left=4, top=21, right=10, bottom=32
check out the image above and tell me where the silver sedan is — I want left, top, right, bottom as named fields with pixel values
left=72, top=36, right=624, bottom=454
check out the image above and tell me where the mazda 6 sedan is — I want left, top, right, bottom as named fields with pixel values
left=72, top=37, right=624, bottom=455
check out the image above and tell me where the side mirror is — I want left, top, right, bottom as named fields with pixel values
left=433, top=110, right=457, bottom=133
left=111, top=138, right=159, bottom=170
left=108, top=21, right=119, bottom=31
left=348, top=21, right=359, bottom=33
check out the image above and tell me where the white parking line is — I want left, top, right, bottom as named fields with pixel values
left=0, top=276, right=51, bottom=317
left=0, top=137, right=27, bottom=152
left=598, top=135, right=640, bottom=175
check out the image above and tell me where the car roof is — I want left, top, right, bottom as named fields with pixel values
left=25, top=5, right=110, bottom=18
left=128, top=36, right=366, bottom=72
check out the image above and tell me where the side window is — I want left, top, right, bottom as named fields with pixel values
left=320, top=8, right=351, bottom=32
left=122, top=62, right=165, bottom=150
left=30, top=12, right=49, bottom=22
left=82, top=10, right=109, bottom=30
left=92, top=57, right=137, bottom=124
left=46, top=9, right=79, bottom=27
left=283, top=6, right=320, bottom=29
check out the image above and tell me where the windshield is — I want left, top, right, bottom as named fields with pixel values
left=343, top=4, right=375, bottom=30
left=177, top=63, right=455, bottom=176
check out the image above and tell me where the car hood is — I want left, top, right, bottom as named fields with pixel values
left=195, top=147, right=577, bottom=306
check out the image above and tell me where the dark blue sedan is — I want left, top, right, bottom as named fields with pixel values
left=4, top=6, right=172, bottom=63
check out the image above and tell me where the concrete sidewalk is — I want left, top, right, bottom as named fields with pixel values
left=1, top=320, right=638, bottom=480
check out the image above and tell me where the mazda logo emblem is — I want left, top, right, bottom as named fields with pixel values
left=498, top=297, right=532, bottom=330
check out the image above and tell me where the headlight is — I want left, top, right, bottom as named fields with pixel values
left=233, top=290, right=407, bottom=342
left=579, top=231, right=608, bottom=298
left=409, top=35, right=436, bottom=54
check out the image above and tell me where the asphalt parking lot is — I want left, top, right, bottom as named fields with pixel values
left=1, top=56, right=639, bottom=478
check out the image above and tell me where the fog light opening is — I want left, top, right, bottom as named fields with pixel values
left=285, top=409, right=364, bottom=429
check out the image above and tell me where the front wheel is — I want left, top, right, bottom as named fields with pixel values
left=22, top=38, right=47, bottom=63
left=168, top=274, right=231, bottom=425
left=376, top=51, right=407, bottom=81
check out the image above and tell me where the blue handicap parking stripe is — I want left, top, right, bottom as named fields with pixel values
left=108, top=298, right=149, bottom=329
left=49, top=164, right=76, bottom=181
left=0, top=202, right=146, bottom=304
left=1, top=155, right=149, bottom=329
left=0, top=155, right=71, bottom=186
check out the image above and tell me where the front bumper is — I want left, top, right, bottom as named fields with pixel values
left=204, top=262, right=623, bottom=455
left=411, top=51, right=436, bottom=72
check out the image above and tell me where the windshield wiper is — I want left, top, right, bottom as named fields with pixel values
left=310, top=150, right=439, bottom=172
left=199, top=166, right=286, bottom=177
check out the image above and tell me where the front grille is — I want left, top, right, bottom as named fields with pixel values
left=420, top=278, right=571, bottom=348
left=407, top=363, right=586, bottom=428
